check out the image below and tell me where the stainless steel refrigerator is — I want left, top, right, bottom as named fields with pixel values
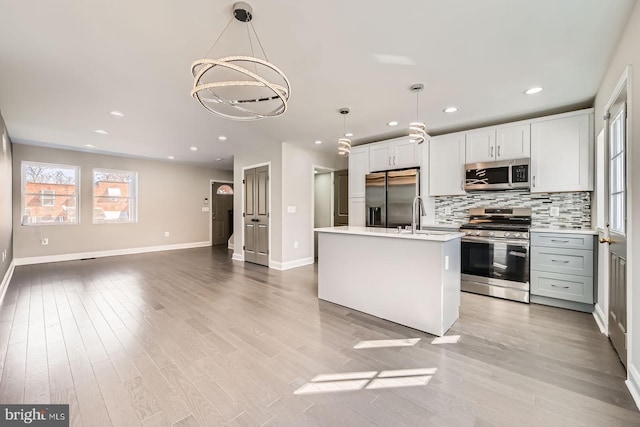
left=365, top=168, right=420, bottom=228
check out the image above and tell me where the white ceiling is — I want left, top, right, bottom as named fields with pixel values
left=0, top=0, right=636, bottom=170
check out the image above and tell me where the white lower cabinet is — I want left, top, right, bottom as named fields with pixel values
left=348, top=198, right=366, bottom=226
left=530, top=232, right=595, bottom=312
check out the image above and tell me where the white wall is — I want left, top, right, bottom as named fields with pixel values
left=12, top=144, right=232, bottom=260
left=0, top=112, right=13, bottom=288
left=593, top=0, right=640, bottom=407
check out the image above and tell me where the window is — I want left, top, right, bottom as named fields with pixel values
left=93, top=168, right=138, bottom=223
left=22, top=162, right=79, bottom=225
left=609, top=104, right=626, bottom=234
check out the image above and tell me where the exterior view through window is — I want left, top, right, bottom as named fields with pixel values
left=93, top=168, right=138, bottom=223
left=21, top=162, right=80, bottom=225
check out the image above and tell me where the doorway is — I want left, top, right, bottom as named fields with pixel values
left=211, top=181, right=234, bottom=246
left=314, top=168, right=334, bottom=258
left=601, top=68, right=630, bottom=368
left=244, top=165, right=269, bottom=266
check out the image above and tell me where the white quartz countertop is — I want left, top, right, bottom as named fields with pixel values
left=420, top=223, right=462, bottom=230
left=315, top=226, right=465, bottom=242
left=530, top=228, right=598, bottom=235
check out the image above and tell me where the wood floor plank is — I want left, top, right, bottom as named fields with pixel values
left=0, top=246, right=637, bottom=427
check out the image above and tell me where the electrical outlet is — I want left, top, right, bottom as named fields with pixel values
left=550, top=207, right=560, bottom=217
left=294, top=241, right=299, bottom=249
left=41, top=237, right=49, bottom=245
left=444, top=207, right=452, bottom=215
left=164, top=231, right=170, bottom=237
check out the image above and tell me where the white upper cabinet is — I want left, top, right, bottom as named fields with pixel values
left=348, top=145, right=370, bottom=198
left=465, top=129, right=495, bottom=163
left=530, top=111, right=593, bottom=193
left=369, top=136, right=420, bottom=171
left=465, top=124, right=530, bottom=163
left=429, top=133, right=466, bottom=196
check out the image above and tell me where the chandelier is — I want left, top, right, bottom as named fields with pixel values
left=409, top=83, right=426, bottom=144
left=338, top=108, right=351, bottom=157
left=190, top=2, right=291, bottom=120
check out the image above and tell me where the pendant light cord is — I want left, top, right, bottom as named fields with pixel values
left=204, top=17, right=234, bottom=58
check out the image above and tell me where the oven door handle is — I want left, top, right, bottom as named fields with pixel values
left=461, top=236, right=530, bottom=247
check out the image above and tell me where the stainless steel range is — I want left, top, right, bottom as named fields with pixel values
left=460, top=208, right=531, bottom=303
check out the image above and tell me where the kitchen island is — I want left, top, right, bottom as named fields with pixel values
left=315, top=226, right=464, bottom=336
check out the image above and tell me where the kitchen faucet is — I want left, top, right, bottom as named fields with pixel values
left=412, top=196, right=425, bottom=234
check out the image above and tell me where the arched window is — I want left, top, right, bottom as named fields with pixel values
left=217, top=184, right=234, bottom=195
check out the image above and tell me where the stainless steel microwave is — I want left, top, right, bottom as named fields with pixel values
left=464, top=158, right=530, bottom=191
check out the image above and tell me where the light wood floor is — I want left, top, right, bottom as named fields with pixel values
left=0, top=246, right=638, bottom=426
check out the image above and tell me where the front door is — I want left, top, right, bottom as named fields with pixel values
left=605, top=99, right=628, bottom=368
left=212, top=182, right=233, bottom=246
left=244, top=166, right=269, bottom=266
left=334, top=169, right=349, bottom=226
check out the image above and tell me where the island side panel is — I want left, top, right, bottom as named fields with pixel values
left=442, top=238, right=461, bottom=333
left=318, top=232, right=456, bottom=336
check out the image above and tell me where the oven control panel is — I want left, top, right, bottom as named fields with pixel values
left=462, top=229, right=529, bottom=239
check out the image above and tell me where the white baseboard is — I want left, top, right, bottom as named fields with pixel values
left=627, top=363, right=640, bottom=411
left=14, top=241, right=211, bottom=266
left=270, top=257, right=314, bottom=271
left=593, top=303, right=608, bottom=335
left=0, top=260, right=16, bottom=306
left=232, top=252, right=244, bottom=262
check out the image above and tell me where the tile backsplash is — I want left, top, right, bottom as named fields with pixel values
left=434, top=192, right=591, bottom=229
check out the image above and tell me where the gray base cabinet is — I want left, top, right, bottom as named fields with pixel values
left=530, top=232, right=595, bottom=312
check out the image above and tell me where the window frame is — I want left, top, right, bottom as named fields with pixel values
left=21, top=161, right=80, bottom=226
left=92, top=168, right=139, bottom=224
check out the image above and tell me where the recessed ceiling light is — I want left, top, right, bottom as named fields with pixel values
left=314, top=170, right=318, bottom=174
left=190, top=146, right=198, bottom=151
left=93, top=129, right=108, bottom=135
left=443, top=106, right=458, bottom=113
left=109, top=110, right=124, bottom=117
left=84, top=144, right=95, bottom=148
left=216, top=158, right=223, bottom=162
left=314, top=140, right=323, bottom=145
left=524, top=87, right=543, bottom=95
left=168, top=156, right=175, bottom=160
left=218, top=135, right=227, bottom=141
left=387, top=121, right=399, bottom=127
left=344, top=132, right=354, bottom=137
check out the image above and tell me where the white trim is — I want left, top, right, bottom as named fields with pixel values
left=209, top=179, right=234, bottom=246
left=270, top=257, right=314, bottom=271
left=0, top=260, right=16, bottom=306
left=593, top=303, right=607, bottom=335
left=627, top=363, right=640, bottom=411
left=231, top=252, right=244, bottom=262
left=14, top=241, right=211, bottom=266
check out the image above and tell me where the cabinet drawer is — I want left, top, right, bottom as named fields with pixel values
left=531, top=233, right=594, bottom=250
left=531, top=247, right=593, bottom=277
left=530, top=271, right=593, bottom=303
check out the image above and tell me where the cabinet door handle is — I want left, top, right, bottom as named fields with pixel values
left=550, top=239, right=570, bottom=244
left=550, top=284, right=570, bottom=289
left=497, top=145, right=501, bottom=157
left=490, top=145, right=494, bottom=158
left=551, top=259, right=570, bottom=263
left=388, top=157, right=391, bottom=166
left=461, top=179, right=465, bottom=191
left=393, top=156, right=396, bottom=165
left=532, top=175, right=536, bottom=187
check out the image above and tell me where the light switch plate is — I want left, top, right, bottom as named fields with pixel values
left=201, top=207, right=210, bottom=212
left=287, top=205, right=297, bottom=213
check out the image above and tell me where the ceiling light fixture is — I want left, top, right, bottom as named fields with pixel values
left=443, top=106, right=458, bottom=113
left=338, top=108, right=351, bottom=157
left=190, top=146, right=198, bottom=151
left=387, top=121, right=399, bottom=127
left=524, top=87, right=543, bottom=95
left=93, top=129, right=108, bottom=135
left=409, top=83, right=426, bottom=145
left=168, top=156, right=175, bottom=160
left=190, top=2, right=290, bottom=121
left=84, top=144, right=95, bottom=148
left=314, top=140, right=323, bottom=145
left=344, top=132, right=353, bottom=137
left=109, top=110, right=124, bottom=117
left=218, top=135, right=227, bottom=141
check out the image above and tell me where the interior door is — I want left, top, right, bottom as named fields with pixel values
left=244, top=166, right=269, bottom=266
left=334, top=169, right=349, bottom=226
left=212, top=182, right=233, bottom=246
left=605, top=100, right=627, bottom=368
